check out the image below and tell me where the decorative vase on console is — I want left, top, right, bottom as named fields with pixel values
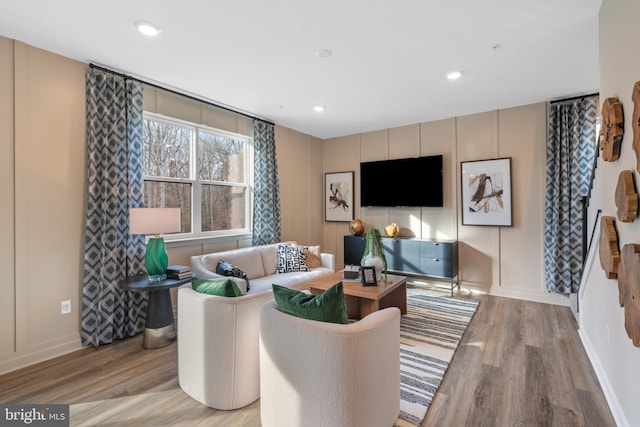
left=384, top=223, right=399, bottom=237
left=349, top=219, right=365, bottom=236
left=360, top=227, right=388, bottom=283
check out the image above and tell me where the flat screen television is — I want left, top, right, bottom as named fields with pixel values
left=360, top=155, right=443, bottom=207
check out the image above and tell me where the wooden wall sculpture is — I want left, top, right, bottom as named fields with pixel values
left=599, top=216, right=620, bottom=279
left=618, top=243, right=640, bottom=347
left=615, top=170, right=639, bottom=222
left=600, top=97, right=624, bottom=162
left=633, top=81, right=640, bottom=172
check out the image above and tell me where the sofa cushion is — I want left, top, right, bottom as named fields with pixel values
left=272, top=282, right=348, bottom=324
left=191, top=278, right=242, bottom=297
left=293, top=244, right=322, bottom=268
left=258, top=241, right=296, bottom=276
left=216, top=261, right=250, bottom=292
left=276, top=245, right=309, bottom=273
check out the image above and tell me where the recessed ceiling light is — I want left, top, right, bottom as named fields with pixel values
left=313, top=106, right=325, bottom=112
left=447, top=71, right=462, bottom=80
left=135, top=20, right=161, bottom=36
left=316, top=49, right=332, bottom=58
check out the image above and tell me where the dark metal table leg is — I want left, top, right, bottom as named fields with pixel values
left=143, top=289, right=176, bottom=349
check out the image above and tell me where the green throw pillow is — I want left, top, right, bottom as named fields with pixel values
left=192, top=278, right=242, bottom=297
left=272, top=282, right=348, bottom=324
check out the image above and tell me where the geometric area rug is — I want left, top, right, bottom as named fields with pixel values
left=395, top=290, right=480, bottom=427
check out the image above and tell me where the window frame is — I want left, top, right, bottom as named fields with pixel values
left=142, top=112, right=254, bottom=241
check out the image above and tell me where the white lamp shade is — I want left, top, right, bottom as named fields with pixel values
left=130, top=208, right=181, bottom=235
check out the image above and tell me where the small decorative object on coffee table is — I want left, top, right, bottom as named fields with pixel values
left=361, top=227, right=388, bottom=282
left=343, top=265, right=360, bottom=280
left=361, top=266, right=377, bottom=286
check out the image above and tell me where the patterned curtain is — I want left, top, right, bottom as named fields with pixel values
left=544, top=95, right=598, bottom=293
left=252, top=120, right=282, bottom=245
left=81, top=70, right=147, bottom=347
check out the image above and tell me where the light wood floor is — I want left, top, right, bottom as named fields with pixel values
left=0, top=289, right=615, bottom=427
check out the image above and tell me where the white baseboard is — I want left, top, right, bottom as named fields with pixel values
left=488, top=286, right=570, bottom=306
left=458, top=282, right=570, bottom=306
left=0, top=335, right=83, bottom=376
left=578, top=328, right=628, bottom=427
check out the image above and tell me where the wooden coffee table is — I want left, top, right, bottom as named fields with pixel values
left=307, top=270, right=407, bottom=319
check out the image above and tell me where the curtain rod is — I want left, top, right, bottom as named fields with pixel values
left=550, top=92, right=599, bottom=104
left=89, top=63, right=275, bottom=126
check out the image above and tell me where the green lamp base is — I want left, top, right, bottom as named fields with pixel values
left=146, top=237, right=168, bottom=281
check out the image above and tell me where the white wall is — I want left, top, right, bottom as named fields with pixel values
left=579, top=1, right=640, bottom=425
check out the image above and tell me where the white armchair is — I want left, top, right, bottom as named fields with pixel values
left=177, top=284, right=273, bottom=410
left=259, top=299, right=401, bottom=427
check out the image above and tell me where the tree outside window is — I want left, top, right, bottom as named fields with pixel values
left=142, top=114, right=251, bottom=237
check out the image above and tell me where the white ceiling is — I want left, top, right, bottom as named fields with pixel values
left=0, top=0, right=602, bottom=139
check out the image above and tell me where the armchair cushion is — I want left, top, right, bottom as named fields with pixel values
left=272, top=282, right=348, bottom=324
left=191, top=278, right=242, bottom=297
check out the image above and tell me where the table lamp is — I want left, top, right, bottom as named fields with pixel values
left=130, top=208, right=181, bottom=281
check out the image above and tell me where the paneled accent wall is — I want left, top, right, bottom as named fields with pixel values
left=0, top=36, right=16, bottom=362
left=323, top=103, right=558, bottom=305
left=1, top=40, right=86, bottom=374
left=456, top=112, right=501, bottom=289
left=275, top=126, right=324, bottom=246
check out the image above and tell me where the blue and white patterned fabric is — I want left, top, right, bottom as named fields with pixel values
left=543, top=95, right=598, bottom=294
left=81, top=71, right=147, bottom=347
left=216, top=260, right=250, bottom=292
left=276, top=245, right=309, bottom=273
left=252, top=120, right=282, bottom=246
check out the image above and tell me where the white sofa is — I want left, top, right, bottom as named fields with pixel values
left=259, top=299, right=401, bottom=427
left=189, top=241, right=334, bottom=294
left=177, top=242, right=335, bottom=410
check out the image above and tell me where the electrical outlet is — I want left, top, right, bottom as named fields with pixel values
left=61, top=300, right=72, bottom=315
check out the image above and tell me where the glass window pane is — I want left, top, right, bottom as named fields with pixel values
left=143, top=119, right=191, bottom=179
left=201, top=184, right=246, bottom=231
left=143, top=180, right=192, bottom=233
left=198, top=131, right=245, bottom=183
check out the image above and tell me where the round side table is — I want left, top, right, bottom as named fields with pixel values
left=119, top=274, right=191, bottom=349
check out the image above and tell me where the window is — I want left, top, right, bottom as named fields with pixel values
left=142, top=113, right=252, bottom=238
